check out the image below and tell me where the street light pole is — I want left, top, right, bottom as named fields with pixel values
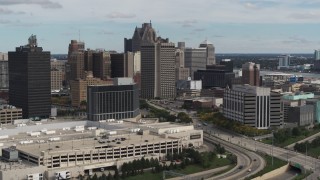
left=272, top=131, right=274, bottom=167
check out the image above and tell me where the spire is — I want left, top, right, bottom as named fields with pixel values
left=150, top=20, right=152, bottom=27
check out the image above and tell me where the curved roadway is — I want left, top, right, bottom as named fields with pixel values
left=204, top=134, right=265, bottom=180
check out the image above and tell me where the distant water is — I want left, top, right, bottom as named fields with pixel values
left=260, top=70, right=320, bottom=79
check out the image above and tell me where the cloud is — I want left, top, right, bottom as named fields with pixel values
left=193, top=28, right=205, bottom=32
left=282, top=36, right=312, bottom=44
left=288, top=12, right=320, bottom=19
left=0, top=8, right=25, bottom=14
left=244, top=2, right=258, bottom=9
left=177, top=19, right=198, bottom=27
left=98, top=30, right=114, bottom=35
left=0, top=19, right=11, bottom=24
left=106, top=12, right=136, bottom=19
left=0, top=0, right=62, bottom=9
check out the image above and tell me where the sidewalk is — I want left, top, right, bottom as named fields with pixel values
left=286, top=131, right=320, bottom=149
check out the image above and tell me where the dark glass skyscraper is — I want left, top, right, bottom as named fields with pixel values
left=8, top=35, right=51, bottom=119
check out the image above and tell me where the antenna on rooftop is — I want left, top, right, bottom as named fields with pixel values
left=78, top=30, right=81, bottom=42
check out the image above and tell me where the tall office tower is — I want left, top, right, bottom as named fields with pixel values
left=223, top=85, right=282, bottom=129
left=315, top=50, right=320, bottom=60
left=199, top=40, right=215, bottom=65
left=0, top=53, right=8, bottom=90
left=51, top=59, right=66, bottom=92
left=131, top=22, right=156, bottom=52
left=141, top=41, right=176, bottom=99
left=92, top=51, right=111, bottom=80
left=68, top=40, right=85, bottom=55
left=110, top=52, right=134, bottom=78
left=8, top=35, right=51, bottom=119
left=133, top=51, right=141, bottom=88
left=175, top=49, right=189, bottom=81
left=66, top=40, right=85, bottom=81
left=84, top=49, right=94, bottom=71
left=87, top=78, right=140, bottom=121
left=124, top=38, right=133, bottom=52
left=242, top=62, right=260, bottom=86
left=278, top=54, right=290, bottom=69
left=185, top=40, right=216, bottom=79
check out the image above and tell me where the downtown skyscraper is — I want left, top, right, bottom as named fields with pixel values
left=8, top=35, right=51, bottom=119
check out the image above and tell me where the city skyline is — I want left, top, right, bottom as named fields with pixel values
left=0, top=0, right=319, bottom=53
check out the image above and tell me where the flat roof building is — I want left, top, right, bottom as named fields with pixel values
left=223, top=85, right=282, bottom=129
left=87, top=78, right=140, bottom=121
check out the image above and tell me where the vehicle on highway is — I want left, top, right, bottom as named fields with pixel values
left=238, top=165, right=243, bottom=169
left=248, top=168, right=251, bottom=172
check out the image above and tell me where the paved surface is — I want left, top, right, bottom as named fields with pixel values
left=199, top=125, right=320, bottom=179
left=286, top=131, right=320, bottom=150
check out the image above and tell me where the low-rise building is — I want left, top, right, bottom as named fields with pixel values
left=288, top=105, right=314, bottom=126
left=0, top=105, right=22, bottom=124
left=0, top=120, right=202, bottom=179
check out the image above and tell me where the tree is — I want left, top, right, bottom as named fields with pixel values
left=113, top=168, right=120, bottom=180
left=91, top=174, right=98, bottom=180
left=292, top=127, right=301, bottom=137
left=107, top=172, right=113, bottom=180
left=100, top=173, right=107, bottom=180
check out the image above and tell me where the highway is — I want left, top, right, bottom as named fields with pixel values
left=201, top=125, right=320, bottom=178
left=204, top=134, right=265, bottom=180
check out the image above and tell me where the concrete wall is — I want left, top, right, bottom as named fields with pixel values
left=252, top=164, right=290, bottom=180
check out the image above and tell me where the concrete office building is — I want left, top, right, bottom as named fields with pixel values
left=175, top=49, right=189, bottom=81
left=223, top=85, right=282, bottom=129
left=111, top=52, right=134, bottom=78
left=0, top=105, right=22, bottom=124
left=0, top=53, right=8, bottom=90
left=315, top=50, right=320, bottom=60
left=0, top=120, right=202, bottom=179
left=242, top=62, right=260, bottom=86
left=92, top=51, right=111, bottom=80
left=84, top=49, right=94, bottom=72
left=70, top=72, right=112, bottom=107
left=278, top=55, right=291, bottom=69
left=185, top=40, right=216, bottom=79
left=8, top=35, right=51, bottom=119
left=141, top=41, right=176, bottom=99
left=87, top=78, right=139, bottom=121
left=288, top=105, right=314, bottom=126
left=306, top=99, right=320, bottom=123
left=50, top=59, right=66, bottom=92
left=66, top=40, right=85, bottom=82
left=194, top=69, right=235, bottom=88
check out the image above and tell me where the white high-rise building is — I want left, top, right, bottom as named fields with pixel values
left=0, top=52, right=8, bottom=90
left=223, top=85, right=282, bottom=129
left=278, top=54, right=290, bottom=69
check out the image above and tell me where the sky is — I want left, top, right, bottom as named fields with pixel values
left=0, top=0, right=319, bottom=54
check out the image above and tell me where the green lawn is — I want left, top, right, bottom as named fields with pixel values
left=123, top=171, right=163, bottom=180
left=262, top=129, right=320, bottom=148
left=176, top=158, right=232, bottom=174
left=245, top=154, right=287, bottom=180
left=123, top=158, right=233, bottom=180
left=305, top=146, right=320, bottom=158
